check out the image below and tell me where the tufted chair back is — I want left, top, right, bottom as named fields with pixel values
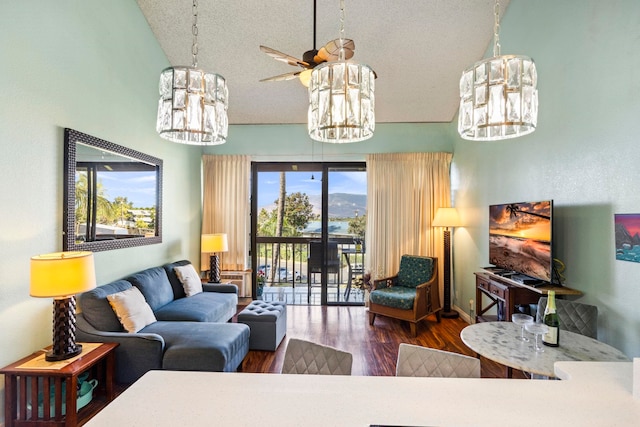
left=396, top=343, right=481, bottom=378
left=397, top=255, right=436, bottom=288
left=281, top=338, right=353, bottom=375
left=536, top=297, right=598, bottom=339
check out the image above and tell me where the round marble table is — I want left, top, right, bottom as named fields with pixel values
left=460, top=321, right=629, bottom=377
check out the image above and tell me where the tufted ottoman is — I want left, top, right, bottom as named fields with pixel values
left=237, top=300, right=287, bottom=351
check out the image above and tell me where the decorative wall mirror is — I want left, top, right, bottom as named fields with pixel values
left=63, top=128, right=163, bottom=252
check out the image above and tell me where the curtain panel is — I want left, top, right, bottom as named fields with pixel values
left=365, top=152, right=453, bottom=302
left=201, top=155, right=250, bottom=272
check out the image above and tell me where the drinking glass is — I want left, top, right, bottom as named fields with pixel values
left=511, top=313, right=534, bottom=342
left=525, top=322, right=549, bottom=352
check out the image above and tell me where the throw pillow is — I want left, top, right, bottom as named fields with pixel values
left=174, top=264, right=203, bottom=296
left=106, top=287, right=156, bottom=333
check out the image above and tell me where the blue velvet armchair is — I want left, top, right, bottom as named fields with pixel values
left=368, top=255, right=441, bottom=336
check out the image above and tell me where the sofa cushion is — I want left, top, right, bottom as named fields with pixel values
left=369, top=286, right=416, bottom=310
left=174, top=264, right=203, bottom=297
left=141, top=321, right=250, bottom=372
left=126, top=266, right=174, bottom=311
left=163, top=260, right=192, bottom=300
left=79, top=280, right=132, bottom=332
left=107, top=286, right=157, bottom=333
left=153, top=292, right=237, bottom=323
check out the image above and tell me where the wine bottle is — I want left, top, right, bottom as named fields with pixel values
left=542, top=290, right=560, bottom=347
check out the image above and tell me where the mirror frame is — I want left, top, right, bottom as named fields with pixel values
left=63, top=128, right=163, bottom=252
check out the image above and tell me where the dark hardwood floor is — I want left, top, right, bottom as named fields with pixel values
left=236, top=303, right=527, bottom=378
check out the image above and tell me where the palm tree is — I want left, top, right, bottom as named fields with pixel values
left=114, top=196, right=133, bottom=227
left=75, top=172, right=115, bottom=234
left=506, top=203, right=550, bottom=220
left=271, top=171, right=286, bottom=282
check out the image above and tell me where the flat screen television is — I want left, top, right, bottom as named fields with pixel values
left=488, top=200, right=553, bottom=283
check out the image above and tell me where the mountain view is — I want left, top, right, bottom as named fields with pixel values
left=260, top=193, right=366, bottom=219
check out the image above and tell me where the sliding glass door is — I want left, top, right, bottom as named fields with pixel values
left=251, top=162, right=366, bottom=306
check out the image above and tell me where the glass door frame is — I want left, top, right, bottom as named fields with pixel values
left=250, top=161, right=365, bottom=306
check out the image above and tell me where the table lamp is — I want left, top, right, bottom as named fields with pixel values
left=432, top=207, right=463, bottom=319
left=30, top=251, right=96, bottom=361
left=201, top=233, right=228, bottom=283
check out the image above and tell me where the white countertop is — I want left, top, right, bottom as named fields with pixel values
left=87, top=361, right=639, bottom=427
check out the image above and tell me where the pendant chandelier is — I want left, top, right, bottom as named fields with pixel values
left=458, top=0, right=538, bottom=141
left=308, top=0, right=375, bottom=144
left=156, top=0, right=228, bottom=145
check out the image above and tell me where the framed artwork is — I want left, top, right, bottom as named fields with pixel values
left=614, top=214, right=640, bottom=263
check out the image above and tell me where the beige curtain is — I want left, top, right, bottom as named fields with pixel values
left=201, top=155, right=250, bottom=271
left=365, top=152, right=453, bottom=300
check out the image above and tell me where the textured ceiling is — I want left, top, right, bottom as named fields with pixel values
left=136, top=0, right=510, bottom=125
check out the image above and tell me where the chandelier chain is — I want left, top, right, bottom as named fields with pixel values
left=192, top=0, right=199, bottom=67
left=339, top=0, right=346, bottom=61
left=493, top=0, right=501, bottom=57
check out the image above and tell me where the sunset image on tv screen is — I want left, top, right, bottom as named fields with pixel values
left=489, top=201, right=552, bottom=282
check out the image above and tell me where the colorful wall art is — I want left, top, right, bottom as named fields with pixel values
left=614, top=214, right=640, bottom=263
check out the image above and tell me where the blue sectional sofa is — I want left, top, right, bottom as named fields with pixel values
left=76, top=260, right=250, bottom=384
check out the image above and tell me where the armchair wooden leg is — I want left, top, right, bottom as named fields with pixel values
left=409, top=322, right=417, bottom=337
left=436, top=311, right=442, bottom=323
left=368, top=311, right=376, bottom=325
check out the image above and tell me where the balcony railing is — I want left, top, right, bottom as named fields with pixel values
left=255, top=237, right=365, bottom=305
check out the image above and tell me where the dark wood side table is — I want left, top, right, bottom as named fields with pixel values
left=1, top=342, right=118, bottom=427
left=474, top=271, right=582, bottom=323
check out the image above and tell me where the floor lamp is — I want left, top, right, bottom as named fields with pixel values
left=201, top=233, right=228, bottom=283
left=432, top=208, right=462, bottom=319
left=30, top=251, right=96, bottom=361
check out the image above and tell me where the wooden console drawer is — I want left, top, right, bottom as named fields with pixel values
left=477, top=277, right=490, bottom=292
left=489, top=282, right=506, bottom=299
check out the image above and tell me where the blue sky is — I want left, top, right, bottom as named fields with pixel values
left=96, top=171, right=157, bottom=208
left=258, top=171, right=366, bottom=208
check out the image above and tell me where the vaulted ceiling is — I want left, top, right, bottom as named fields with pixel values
left=136, top=0, right=510, bottom=125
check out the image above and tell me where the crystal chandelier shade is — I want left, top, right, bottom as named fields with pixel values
left=157, top=66, right=228, bottom=145
left=307, top=0, right=375, bottom=144
left=458, top=0, right=538, bottom=142
left=458, top=55, right=538, bottom=141
left=156, top=0, right=228, bottom=145
left=308, top=60, right=375, bottom=143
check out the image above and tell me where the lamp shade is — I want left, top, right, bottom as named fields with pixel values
left=201, top=233, right=228, bottom=253
left=30, top=251, right=96, bottom=298
left=432, top=208, right=463, bottom=228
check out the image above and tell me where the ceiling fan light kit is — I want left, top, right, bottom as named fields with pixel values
left=458, top=0, right=538, bottom=142
left=156, top=0, right=228, bottom=145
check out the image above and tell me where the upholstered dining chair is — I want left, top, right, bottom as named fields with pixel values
left=536, top=297, right=598, bottom=339
left=395, top=343, right=481, bottom=378
left=281, top=338, right=353, bottom=375
left=368, top=255, right=441, bottom=337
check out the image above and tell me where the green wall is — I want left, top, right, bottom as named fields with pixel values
left=0, top=1, right=202, bottom=417
left=206, top=122, right=454, bottom=160
left=452, top=0, right=640, bottom=357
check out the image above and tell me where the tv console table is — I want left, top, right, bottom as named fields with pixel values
left=474, top=271, right=581, bottom=323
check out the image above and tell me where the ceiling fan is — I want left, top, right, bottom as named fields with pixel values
left=259, top=0, right=355, bottom=87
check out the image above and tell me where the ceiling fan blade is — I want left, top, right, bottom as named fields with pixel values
left=260, top=45, right=310, bottom=68
left=259, top=70, right=302, bottom=83
left=317, top=38, right=355, bottom=62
